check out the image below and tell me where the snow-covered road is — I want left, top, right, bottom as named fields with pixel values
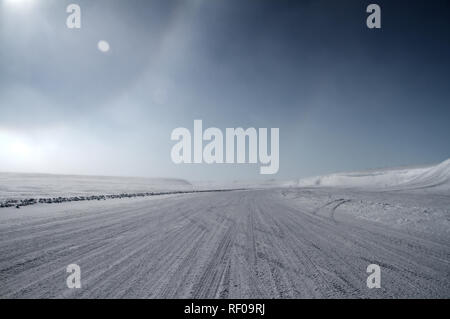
left=0, top=189, right=448, bottom=298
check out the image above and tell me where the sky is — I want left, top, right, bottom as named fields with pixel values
left=0, top=0, right=449, bottom=181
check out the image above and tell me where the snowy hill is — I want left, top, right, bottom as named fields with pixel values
left=297, top=159, right=450, bottom=192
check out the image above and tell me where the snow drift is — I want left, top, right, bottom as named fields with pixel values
left=297, top=159, right=450, bottom=192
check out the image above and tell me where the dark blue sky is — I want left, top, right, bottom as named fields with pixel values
left=0, top=0, right=449, bottom=180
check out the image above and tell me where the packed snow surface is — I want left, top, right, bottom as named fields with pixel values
left=0, top=188, right=449, bottom=298
left=0, top=161, right=449, bottom=298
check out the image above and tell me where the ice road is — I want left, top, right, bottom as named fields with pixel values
left=0, top=189, right=449, bottom=298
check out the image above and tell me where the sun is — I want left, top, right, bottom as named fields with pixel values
left=5, top=0, right=32, bottom=3
left=0, top=131, right=34, bottom=162
left=9, top=140, right=32, bottom=158
left=4, top=0, right=36, bottom=8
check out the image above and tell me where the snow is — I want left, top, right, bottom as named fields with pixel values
left=297, top=159, right=450, bottom=193
left=291, top=159, right=450, bottom=238
left=280, top=187, right=450, bottom=239
left=0, top=162, right=449, bottom=298
left=0, top=172, right=193, bottom=201
left=191, top=179, right=296, bottom=190
left=0, top=189, right=448, bottom=298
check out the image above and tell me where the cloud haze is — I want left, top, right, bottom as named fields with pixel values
left=1, top=0, right=449, bottom=181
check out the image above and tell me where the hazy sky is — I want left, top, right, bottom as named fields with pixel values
left=0, top=0, right=449, bottom=181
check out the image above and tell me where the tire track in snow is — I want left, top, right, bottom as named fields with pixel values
left=0, top=189, right=448, bottom=298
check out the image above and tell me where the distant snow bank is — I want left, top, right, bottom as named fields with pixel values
left=192, top=179, right=296, bottom=190
left=297, top=159, right=450, bottom=192
left=0, top=173, right=193, bottom=201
